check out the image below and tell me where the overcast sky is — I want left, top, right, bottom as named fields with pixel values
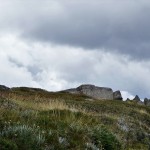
left=1, top=0, right=150, bottom=99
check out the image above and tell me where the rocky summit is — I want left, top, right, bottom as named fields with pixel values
left=63, top=84, right=122, bottom=100
left=133, top=95, right=141, bottom=102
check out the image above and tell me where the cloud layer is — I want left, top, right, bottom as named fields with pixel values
left=1, top=0, right=150, bottom=59
left=1, top=34, right=150, bottom=99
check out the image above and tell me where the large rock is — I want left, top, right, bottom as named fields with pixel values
left=77, top=84, right=113, bottom=100
left=133, top=95, right=141, bottom=102
left=144, top=98, right=150, bottom=106
left=132, top=95, right=144, bottom=105
left=64, top=84, right=114, bottom=100
left=113, top=91, right=123, bottom=100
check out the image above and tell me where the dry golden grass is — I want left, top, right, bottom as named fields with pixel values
left=8, top=97, right=84, bottom=113
left=132, top=107, right=150, bottom=119
left=138, top=109, right=149, bottom=115
left=36, top=100, right=72, bottom=111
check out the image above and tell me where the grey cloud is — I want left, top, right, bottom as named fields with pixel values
left=27, top=66, right=42, bottom=77
left=1, top=34, right=150, bottom=98
left=8, top=57, right=23, bottom=68
left=1, top=0, right=149, bottom=59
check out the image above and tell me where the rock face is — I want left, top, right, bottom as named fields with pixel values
left=0, top=85, right=10, bottom=91
left=133, top=95, right=140, bottom=102
left=132, top=95, right=144, bottom=105
left=144, top=98, right=150, bottom=106
left=113, top=91, right=123, bottom=100
left=77, top=85, right=113, bottom=100
left=64, top=84, right=115, bottom=100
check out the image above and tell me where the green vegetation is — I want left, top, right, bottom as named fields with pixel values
left=0, top=89, right=150, bottom=149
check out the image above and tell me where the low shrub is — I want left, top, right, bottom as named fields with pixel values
left=0, top=125, right=45, bottom=150
left=0, top=138, right=18, bottom=150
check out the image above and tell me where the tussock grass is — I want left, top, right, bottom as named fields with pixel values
left=0, top=89, right=150, bottom=149
left=35, top=100, right=73, bottom=111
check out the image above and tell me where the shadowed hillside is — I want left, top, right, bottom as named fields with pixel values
left=0, top=86, right=150, bottom=150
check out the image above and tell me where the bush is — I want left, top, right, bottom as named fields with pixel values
left=0, top=138, right=18, bottom=150
left=91, top=126, right=122, bottom=150
left=45, top=123, right=122, bottom=150
left=0, top=125, right=45, bottom=150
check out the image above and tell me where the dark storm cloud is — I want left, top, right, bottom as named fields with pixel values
left=17, top=0, right=150, bottom=59
left=1, top=0, right=150, bottom=59
left=0, top=0, right=150, bottom=59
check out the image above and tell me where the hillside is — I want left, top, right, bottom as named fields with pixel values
left=0, top=86, right=150, bottom=150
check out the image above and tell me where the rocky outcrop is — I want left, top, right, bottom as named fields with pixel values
left=126, top=96, right=150, bottom=106
left=64, top=84, right=118, bottom=100
left=144, top=98, right=150, bottom=106
left=131, top=95, right=144, bottom=105
left=113, top=91, right=123, bottom=100
left=126, top=98, right=131, bottom=101
left=77, top=84, right=113, bottom=100
left=133, top=95, right=140, bottom=102
left=0, top=85, right=10, bottom=91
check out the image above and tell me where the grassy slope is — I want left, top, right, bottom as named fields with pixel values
left=0, top=88, right=150, bottom=150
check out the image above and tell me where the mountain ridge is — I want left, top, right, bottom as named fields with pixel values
left=1, top=84, right=150, bottom=106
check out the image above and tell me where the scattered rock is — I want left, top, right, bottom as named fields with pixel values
left=133, top=95, right=141, bottom=102
left=113, top=91, right=123, bottom=100
left=144, top=98, right=150, bottom=106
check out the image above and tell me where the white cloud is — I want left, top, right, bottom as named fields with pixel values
left=121, top=91, right=134, bottom=100
left=0, top=34, right=150, bottom=98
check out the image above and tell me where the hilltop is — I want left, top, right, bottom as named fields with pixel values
left=0, top=84, right=150, bottom=150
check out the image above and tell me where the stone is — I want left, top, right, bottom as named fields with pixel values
left=76, top=84, right=113, bottom=100
left=144, top=98, right=150, bottom=106
left=64, top=84, right=114, bottom=100
left=132, top=95, right=144, bottom=105
left=133, top=95, right=140, bottom=102
left=113, top=91, right=123, bottom=100
left=126, top=98, right=131, bottom=101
